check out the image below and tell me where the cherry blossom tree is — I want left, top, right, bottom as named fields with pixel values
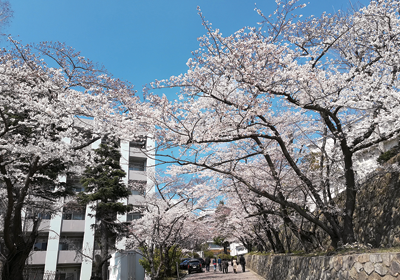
left=147, top=0, right=400, bottom=249
left=0, top=39, right=148, bottom=280
left=126, top=175, right=211, bottom=280
left=0, top=1, right=12, bottom=36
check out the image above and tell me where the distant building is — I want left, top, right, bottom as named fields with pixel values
left=23, top=136, right=154, bottom=280
left=204, top=241, right=223, bottom=251
left=229, top=242, right=248, bottom=256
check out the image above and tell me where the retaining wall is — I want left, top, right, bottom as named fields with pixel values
left=246, top=252, right=400, bottom=279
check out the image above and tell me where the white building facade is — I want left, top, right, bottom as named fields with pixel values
left=229, top=242, right=248, bottom=257
left=24, top=136, right=154, bottom=280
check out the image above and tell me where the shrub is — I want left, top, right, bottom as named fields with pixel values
left=139, top=245, right=183, bottom=278
left=203, top=250, right=215, bottom=259
left=378, top=145, right=400, bottom=164
left=217, top=253, right=232, bottom=260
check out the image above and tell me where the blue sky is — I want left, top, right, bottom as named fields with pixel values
left=4, top=0, right=369, bottom=100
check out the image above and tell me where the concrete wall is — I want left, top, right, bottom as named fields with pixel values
left=109, top=250, right=145, bottom=280
left=246, top=252, right=400, bottom=279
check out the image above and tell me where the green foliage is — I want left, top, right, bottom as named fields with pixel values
left=139, top=245, right=183, bottom=278
left=378, top=145, right=400, bottom=164
left=213, top=236, right=230, bottom=254
left=217, top=253, right=232, bottom=260
left=203, top=250, right=215, bottom=258
left=213, top=236, right=226, bottom=246
left=78, top=142, right=133, bottom=223
left=77, top=142, right=133, bottom=279
left=183, top=252, right=200, bottom=258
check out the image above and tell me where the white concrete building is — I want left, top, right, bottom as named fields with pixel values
left=24, top=136, right=154, bottom=280
left=229, top=242, right=248, bottom=257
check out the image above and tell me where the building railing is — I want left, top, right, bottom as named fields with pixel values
left=24, top=271, right=75, bottom=280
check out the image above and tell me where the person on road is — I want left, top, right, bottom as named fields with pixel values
left=232, top=259, right=238, bottom=274
left=222, top=259, right=229, bottom=274
left=239, top=255, right=246, bottom=272
left=213, top=258, right=217, bottom=272
left=217, top=257, right=222, bottom=271
left=205, top=256, right=211, bottom=272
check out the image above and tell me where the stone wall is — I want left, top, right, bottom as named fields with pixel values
left=353, top=165, right=400, bottom=248
left=246, top=252, right=400, bottom=279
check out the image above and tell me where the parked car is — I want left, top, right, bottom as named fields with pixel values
left=179, top=258, right=193, bottom=270
left=195, top=257, right=205, bottom=266
left=187, top=259, right=203, bottom=274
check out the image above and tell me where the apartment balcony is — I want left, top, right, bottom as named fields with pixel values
left=128, top=194, right=145, bottom=206
left=129, top=147, right=146, bottom=158
left=24, top=219, right=51, bottom=232
left=128, top=170, right=147, bottom=181
left=61, top=220, right=85, bottom=232
left=28, top=251, right=47, bottom=265
left=57, top=250, right=82, bottom=264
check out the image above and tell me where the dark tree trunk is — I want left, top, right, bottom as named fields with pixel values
left=2, top=246, right=33, bottom=280
left=223, top=243, right=228, bottom=255
left=264, top=228, right=277, bottom=252
left=253, top=223, right=270, bottom=252
left=271, top=227, right=285, bottom=253
left=341, top=144, right=357, bottom=244
left=2, top=192, right=40, bottom=280
left=101, top=223, right=109, bottom=280
left=164, top=246, right=171, bottom=277
left=280, top=206, right=317, bottom=252
left=238, top=237, right=253, bottom=253
left=284, top=224, right=291, bottom=253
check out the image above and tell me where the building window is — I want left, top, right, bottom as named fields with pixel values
left=58, top=237, right=83, bottom=251
left=127, top=212, right=143, bottom=221
left=128, top=180, right=146, bottom=195
left=67, top=176, right=84, bottom=193
left=62, top=205, right=86, bottom=220
left=26, top=209, right=51, bottom=220
left=33, top=241, right=48, bottom=251
left=236, top=246, right=245, bottom=251
left=128, top=160, right=146, bottom=171
left=73, top=186, right=84, bottom=193
left=130, top=139, right=146, bottom=149
left=38, top=212, right=52, bottom=220
left=26, top=268, right=45, bottom=280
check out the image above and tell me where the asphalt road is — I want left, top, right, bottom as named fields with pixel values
left=184, top=267, right=264, bottom=280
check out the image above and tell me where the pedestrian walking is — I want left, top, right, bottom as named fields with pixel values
left=239, top=255, right=246, bottom=272
left=213, top=258, right=217, bottom=272
left=205, top=256, right=211, bottom=272
left=232, top=259, right=238, bottom=274
left=222, top=259, right=229, bottom=273
left=217, top=256, right=222, bottom=271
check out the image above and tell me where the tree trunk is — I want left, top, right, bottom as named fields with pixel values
left=223, top=244, right=228, bottom=255
left=239, top=237, right=253, bottom=253
left=2, top=201, right=40, bottom=280
left=341, top=146, right=357, bottom=244
left=284, top=224, right=291, bottom=253
left=2, top=247, right=32, bottom=280
left=164, top=246, right=171, bottom=277
left=264, top=228, right=277, bottom=252
left=101, top=223, right=109, bottom=280
left=271, top=227, right=285, bottom=253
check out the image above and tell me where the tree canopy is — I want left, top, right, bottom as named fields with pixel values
left=145, top=0, right=400, bottom=249
left=0, top=38, right=147, bottom=280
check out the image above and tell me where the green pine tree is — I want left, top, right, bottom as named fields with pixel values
left=78, top=142, right=132, bottom=280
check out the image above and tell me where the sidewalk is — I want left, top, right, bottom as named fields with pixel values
left=184, top=268, right=264, bottom=279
